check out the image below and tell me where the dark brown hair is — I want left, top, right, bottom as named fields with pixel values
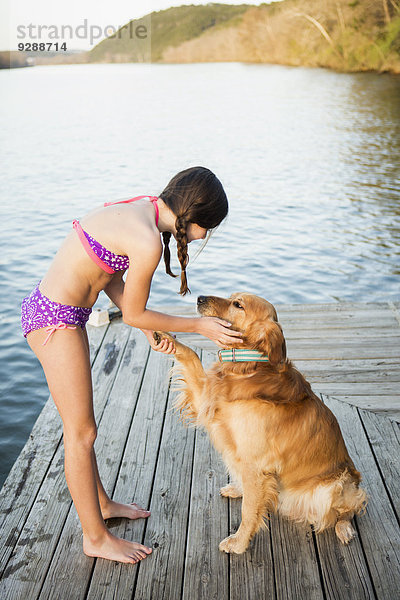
left=159, top=166, right=228, bottom=295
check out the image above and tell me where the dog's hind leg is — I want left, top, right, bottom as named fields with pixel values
left=333, top=480, right=367, bottom=545
left=335, top=516, right=356, bottom=545
left=219, top=472, right=278, bottom=554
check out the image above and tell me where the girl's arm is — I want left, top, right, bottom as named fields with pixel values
left=103, top=271, right=125, bottom=310
left=120, top=234, right=242, bottom=347
left=104, top=267, right=176, bottom=353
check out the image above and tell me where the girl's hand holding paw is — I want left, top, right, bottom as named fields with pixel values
left=141, top=329, right=176, bottom=354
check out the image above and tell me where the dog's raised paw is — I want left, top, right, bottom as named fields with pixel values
left=153, top=331, right=162, bottom=344
left=335, top=520, right=356, bottom=544
left=153, top=331, right=174, bottom=344
left=219, top=534, right=248, bottom=554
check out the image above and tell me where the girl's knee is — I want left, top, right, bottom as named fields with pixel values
left=63, top=424, right=98, bottom=449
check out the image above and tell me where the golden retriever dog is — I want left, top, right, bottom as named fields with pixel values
left=154, top=293, right=367, bottom=554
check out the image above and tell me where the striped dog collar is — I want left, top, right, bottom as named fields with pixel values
left=218, top=349, right=269, bottom=363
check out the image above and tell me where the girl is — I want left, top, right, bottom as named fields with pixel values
left=21, top=166, right=242, bottom=565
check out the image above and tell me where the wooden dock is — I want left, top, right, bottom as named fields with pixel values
left=1, top=301, right=399, bottom=599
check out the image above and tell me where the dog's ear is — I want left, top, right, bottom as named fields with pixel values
left=245, top=320, right=287, bottom=366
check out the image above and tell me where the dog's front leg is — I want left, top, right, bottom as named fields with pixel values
left=154, top=331, right=206, bottom=419
left=219, top=472, right=278, bottom=554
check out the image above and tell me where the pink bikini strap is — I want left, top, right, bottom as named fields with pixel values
left=104, top=195, right=159, bottom=227
left=72, top=220, right=115, bottom=274
left=43, top=323, right=77, bottom=346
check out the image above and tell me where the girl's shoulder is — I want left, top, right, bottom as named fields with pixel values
left=119, top=209, right=163, bottom=259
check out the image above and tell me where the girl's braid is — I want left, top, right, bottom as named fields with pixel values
left=175, top=214, right=190, bottom=295
left=162, top=231, right=176, bottom=278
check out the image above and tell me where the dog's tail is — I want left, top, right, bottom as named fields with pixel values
left=278, top=469, right=367, bottom=536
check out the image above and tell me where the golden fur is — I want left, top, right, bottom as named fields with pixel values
left=154, top=293, right=367, bottom=554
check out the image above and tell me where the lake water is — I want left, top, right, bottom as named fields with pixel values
left=0, top=62, right=399, bottom=487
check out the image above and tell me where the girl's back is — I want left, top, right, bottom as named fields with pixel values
left=39, top=198, right=161, bottom=308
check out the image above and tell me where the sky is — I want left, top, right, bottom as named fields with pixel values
left=1, top=1, right=270, bottom=51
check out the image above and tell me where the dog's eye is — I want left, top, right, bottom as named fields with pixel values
left=233, top=301, right=244, bottom=310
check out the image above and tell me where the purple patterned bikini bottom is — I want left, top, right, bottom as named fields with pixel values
left=21, top=282, right=92, bottom=345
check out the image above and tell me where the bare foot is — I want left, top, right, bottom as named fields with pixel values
left=83, top=530, right=152, bottom=564
left=101, top=500, right=151, bottom=521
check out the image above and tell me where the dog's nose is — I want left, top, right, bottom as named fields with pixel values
left=197, top=296, right=207, bottom=305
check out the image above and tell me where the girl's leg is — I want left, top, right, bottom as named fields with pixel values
left=27, top=326, right=152, bottom=564
left=80, top=327, right=151, bottom=521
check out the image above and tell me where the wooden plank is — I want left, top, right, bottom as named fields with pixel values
left=357, top=409, right=400, bottom=519
left=300, top=361, right=400, bottom=382
left=285, top=342, right=400, bottom=360
left=0, top=322, right=110, bottom=578
left=182, top=428, right=229, bottom=600
left=287, top=338, right=400, bottom=351
left=276, top=302, right=391, bottom=314
left=84, top=347, right=174, bottom=600
left=229, top=501, right=276, bottom=600
left=308, top=371, right=400, bottom=383
left=325, top=396, right=400, bottom=422
left=0, top=319, right=131, bottom=599
left=270, top=515, right=324, bottom=600
left=315, top=527, right=375, bottom=600
left=322, top=395, right=400, bottom=598
left=133, top=366, right=196, bottom=600
left=38, top=327, right=151, bottom=600
left=87, top=322, right=109, bottom=360
left=389, top=302, right=400, bottom=326
left=279, top=313, right=396, bottom=324
left=296, top=357, right=400, bottom=371
left=311, top=396, right=382, bottom=600
left=279, top=314, right=398, bottom=329
left=283, top=328, right=400, bottom=339
left=181, top=350, right=229, bottom=600
left=310, top=382, right=400, bottom=396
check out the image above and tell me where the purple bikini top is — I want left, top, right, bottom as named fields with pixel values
left=82, top=230, right=130, bottom=272
left=72, top=196, right=160, bottom=274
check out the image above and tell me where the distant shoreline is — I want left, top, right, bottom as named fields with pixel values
left=2, top=1, right=399, bottom=74
left=2, top=55, right=399, bottom=76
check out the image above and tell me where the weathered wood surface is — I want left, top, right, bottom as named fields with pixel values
left=323, top=396, right=400, bottom=599
left=0, top=302, right=399, bottom=599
